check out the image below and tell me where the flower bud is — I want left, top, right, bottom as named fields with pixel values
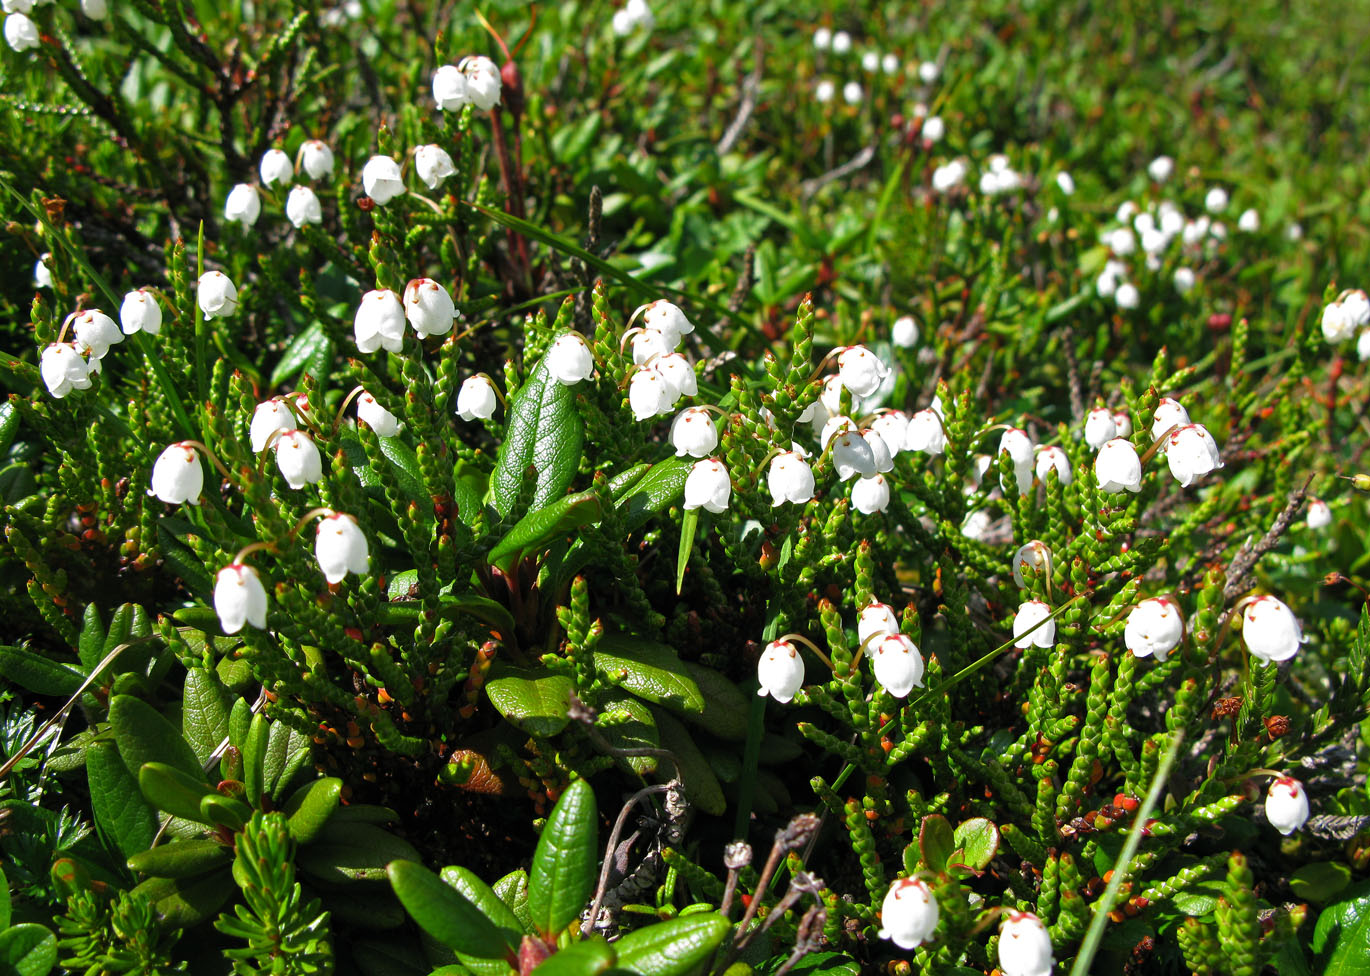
left=1094, top=438, right=1142, bottom=493
left=767, top=451, right=815, bottom=506
left=904, top=408, right=946, bottom=455
left=356, top=391, right=399, bottom=436
left=1125, top=597, right=1184, bottom=661
left=354, top=289, right=405, bottom=353
left=456, top=375, right=498, bottom=422
left=40, top=343, right=93, bottom=398
left=872, top=633, right=924, bottom=698
left=120, top=288, right=162, bottom=335
left=250, top=398, right=297, bottom=452
left=1306, top=498, right=1332, bottom=530
left=684, top=458, right=731, bottom=513
left=1241, top=595, right=1304, bottom=665
left=415, top=144, right=457, bottom=190
left=224, top=183, right=262, bottom=226
left=150, top=442, right=204, bottom=505
left=70, top=309, right=123, bottom=360
left=1084, top=406, right=1116, bottom=450
left=1012, top=540, right=1050, bottom=589
left=259, top=148, right=294, bottom=188
left=878, top=877, right=939, bottom=949
left=432, top=64, right=469, bottom=110
left=4, top=12, right=39, bottom=52
left=197, top=271, right=239, bottom=319
left=1265, top=776, right=1310, bottom=836
left=214, top=564, right=268, bottom=634
left=858, top=602, right=900, bottom=648
left=757, top=639, right=805, bottom=703
left=546, top=333, right=594, bottom=385
left=403, top=278, right=456, bottom=338
left=1034, top=445, right=1072, bottom=485
left=998, top=911, right=1054, bottom=976
left=669, top=407, right=718, bottom=458
left=285, top=186, right=323, bottom=227
left=316, top=512, right=369, bottom=584
left=300, top=140, right=335, bottom=180
left=852, top=473, right=890, bottom=514
left=892, top=315, right=919, bottom=348
left=837, top=344, right=889, bottom=399
left=1013, top=600, right=1055, bottom=649
left=275, top=430, right=323, bottom=489
left=361, top=155, right=405, bottom=205
left=1165, top=424, right=1223, bottom=487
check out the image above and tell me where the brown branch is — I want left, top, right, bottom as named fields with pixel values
left=1222, top=477, right=1313, bottom=603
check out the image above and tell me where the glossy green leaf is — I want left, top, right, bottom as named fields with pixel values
left=487, top=489, right=603, bottom=570
left=679, top=663, right=749, bottom=742
left=528, top=778, right=598, bottom=939
left=607, top=463, right=651, bottom=499
left=615, top=456, right=689, bottom=531
left=533, top=939, right=616, bottom=976
left=87, top=742, right=160, bottom=858
left=593, top=635, right=705, bottom=717
left=610, top=913, right=732, bottom=976
left=243, top=712, right=268, bottom=805
left=182, top=667, right=232, bottom=766
left=438, top=866, right=525, bottom=973
left=132, top=869, right=234, bottom=930
left=137, top=761, right=214, bottom=823
left=652, top=707, right=725, bottom=816
left=299, top=821, right=421, bottom=883
left=487, top=344, right=584, bottom=520
left=0, top=400, right=18, bottom=455
left=376, top=435, right=429, bottom=504
left=0, top=922, right=57, bottom=976
left=270, top=321, right=330, bottom=388
left=282, top=777, right=343, bottom=844
left=1290, top=861, right=1352, bottom=903
left=227, top=697, right=251, bottom=751
left=109, top=694, right=202, bottom=781
left=200, top=793, right=251, bottom=831
left=0, top=645, right=84, bottom=698
left=951, top=818, right=999, bottom=872
left=77, top=603, right=104, bottom=671
left=266, top=722, right=312, bottom=801
left=757, top=952, right=860, bottom=975
left=387, top=860, right=512, bottom=960
left=676, top=507, right=698, bottom=595
left=918, top=815, right=954, bottom=873
left=596, top=692, right=659, bottom=774
left=1170, top=880, right=1225, bottom=916
left=485, top=667, right=574, bottom=737
left=494, top=869, right=533, bottom=935
left=127, top=838, right=231, bottom=878
left=1313, top=880, right=1370, bottom=975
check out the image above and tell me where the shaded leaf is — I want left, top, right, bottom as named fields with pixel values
left=485, top=667, right=574, bottom=737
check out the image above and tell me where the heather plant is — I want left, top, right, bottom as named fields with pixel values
left=0, top=2, right=1369, bottom=975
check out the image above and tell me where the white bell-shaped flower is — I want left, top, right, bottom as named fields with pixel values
left=872, top=633, right=924, bottom=698
left=316, top=512, right=370, bottom=584
left=40, top=343, right=93, bottom=398
left=1265, top=776, right=1310, bottom=836
left=275, top=430, right=323, bottom=489
left=858, top=602, right=900, bottom=649
left=1113, top=411, right=1132, bottom=437
left=1033, top=446, right=1072, bottom=485
left=683, top=458, right=731, bottom=513
left=1013, top=600, right=1055, bottom=649
left=300, top=140, right=335, bottom=180
left=830, top=429, right=876, bottom=482
left=1306, top=498, right=1332, bottom=530
left=904, top=408, right=946, bottom=455
left=1322, top=302, right=1354, bottom=343
left=820, top=375, right=857, bottom=418
left=799, top=398, right=831, bottom=440
left=1173, top=267, right=1197, bottom=294
left=837, top=345, right=889, bottom=399
left=250, top=398, right=298, bottom=452
left=259, top=148, right=294, bottom=187
left=1150, top=397, right=1190, bottom=442
left=757, top=639, right=805, bottom=703
left=767, top=451, right=815, bottom=506
left=456, top=375, right=498, bottom=422
left=878, top=878, right=939, bottom=950
left=414, top=144, right=456, bottom=190
left=639, top=300, right=694, bottom=344
left=870, top=411, right=909, bottom=456
left=197, top=271, right=239, bottom=319
left=460, top=55, right=502, bottom=111
left=285, top=186, right=323, bottom=227
left=999, top=428, right=1034, bottom=495
left=1204, top=186, right=1229, bottom=213
left=998, top=911, right=1054, bottom=976
left=1342, top=289, right=1370, bottom=327
left=1148, top=155, right=1174, bottom=182
left=1012, top=540, right=1050, bottom=589
left=651, top=353, right=697, bottom=401
left=150, top=442, right=204, bottom=505
left=546, top=334, right=594, bottom=385
left=82, top=0, right=108, bottom=20
left=403, top=278, right=455, bottom=338
left=1094, top=438, right=1142, bottom=493
left=354, top=289, right=405, bottom=353
left=1241, top=595, right=1304, bottom=665
left=1165, top=424, right=1223, bottom=487
left=432, top=64, right=469, bottom=110
left=70, top=309, right=123, bottom=360
left=629, top=369, right=673, bottom=421
left=1114, top=282, right=1140, bottom=310
left=670, top=407, right=718, bottom=458
left=4, top=12, right=39, bottom=51
left=1084, top=407, right=1116, bottom=450
left=356, top=391, right=399, bottom=436
left=892, top=316, right=919, bottom=348
left=120, top=289, right=162, bottom=335
left=33, top=252, right=52, bottom=289
left=852, top=474, right=890, bottom=515
left=1125, top=597, right=1184, bottom=661
left=361, top=155, right=405, bottom=205
left=224, top=183, right=262, bottom=227
left=630, top=328, right=673, bottom=365
left=863, top=429, right=894, bottom=474
left=214, top=564, right=268, bottom=634
left=1237, top=208, right=1259, bottom=233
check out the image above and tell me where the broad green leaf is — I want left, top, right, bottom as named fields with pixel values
left=109, top=695, right=202, bottom=780
left=282, top=777, right=343, bottom=844
left=652, top=707, right=725, bottom=816
left=127, top=838, right=231, bottom=878
left=596, top=692, right=659, bottom=774
left=87, top=742, right=159, bottom=858
left=532, top=939, right=616, bottom=976
left=265, top=720, right=311, bottom=800
left=227, top=697, right=251, bottom=751
left=1171, top=880, right=1225, bottom=916
left=242, top=712, right=268, bottom=805
left=137, top=761, right=214, bottom=823
left=617, top=457, right=689, bottom=531
left=0, top=923, right=57, bottom=976
left=485, top=667, right=574, bottom=737
left=350, top=937, right=435, bottom=976
left=679, top=662, right=749, bottom=742
left=593, top=635, right=705, bottom=717
left=528, top=778, right=597, bottom=939
left=951, top=818, right=999, bottom=872
left=77, top=603, right=105, bottom=671
left=0, top=645, right=84, bottom=698
left=487, top=340, right=584, bottom=520
left=607, top=463, right=651, bottom=499
left=199, top=794, right=251, bottom=831
left=487, top=490, right=603, bottom=570
left=376, top=435, right=429, bottom=504
left=610, top=913, right=732, bottom=976
left=437, top=866, right=524, bottom=976
left=757, top=951, right=860, bottom=975
left=386, top=861, right=511, bottom=960
left=1290, top=861, right=1352, bottom=903
left=299, top=821, right=421, bottom=883
left=132, top=869, right=234, bottom=930
left=493, top=869, right=533, bottom=935
left=270, top=321, right=330, bottom=388
left=918, top=815, right=954, bottom=873
left=182, top=667, right=232, bottom=766
left=1313, top=880, right=1370, bottom=975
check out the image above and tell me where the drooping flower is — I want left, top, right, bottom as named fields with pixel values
left=224, top=183, right=262, bottom=227
left=1013, top=600, right=1055, bottom=649
left=285, top=186, right=323, bottom=227
left=871, top=411, right=909, bottom=457
left=300, top=140, right=335, bottom=180
left=1125, top=597, right=1184, bottom=661
left=651, top=353, right=697, bottom=401
left=354, top=288, right=405, bottom=353
left=878, top=878, right=940, bottom=950
left=767, top=451, right=815, bottom=506
left=120, top=289, right=162, bottom=335
left=250, top=398, right=298, bottom=452
left=197, top=271, right=239, bottom=319
left=999, top=427, right=1034, bottom=495
left=70, top=309, right=123, bottom=360
left=857, top=602, right=900, bottom=649
left=1265, top=776, right=1310, bottom=836
left=456, top=375, right=498, bottom=422
left=1094, top=438, right=1142, bottom=493
left=629, top=369, right=673, bottom=421
left=757, top=639, right=805, bottom=703
left=40, top=343, right=93, bottom=398
left=830, top=429, right=876, bottom=482
left=904, top=408, right=946, bottom=455
left=892, top=316, right=919, bottom=348
left=639, top=300, right=694, bottom=344
left=998, top=911, right=1054, bottom=976
left=837, top=345, right=889, bottom=399
left=1148, top=155, right=1174, bottom=183
left=863, top=429, right=894, bottom=474
left=852, top=474, right=890, bottom=515
left=259, top=148, right=295, bottom=188
left=356, top=391, right=399, bottom=436
left=1033, top=446, right=1072, bottom=485
left=460, top=55, right=502, bottom=111
left=4, top=12, right=39, bottom=52
left=1150, top=397, right=1190, bottom=442
left=1306, top=498, right=1332, bottom=530
left=432, top=64, right=469, bottom=110
left=1012, top=540, right=1050, bottom=589
left=546, top=334, right=595, bottom=386
left=683, top=458, right=731, bottom=513
left=1084, top=407, right=1116, bottom=450
left=1241, top=595, right=1304, bottom=665
left=275, top=430, right=323, bottom=489
left=871, top=633, right=924, bottom=698
left=214, top=564, right=268, bottom=634
left=1165, top=424, right=1223, bottom=487
left=414, top=144, right=457, bottom=190
left=669, top=407, right=718, bottom=458
left=403, top=278, right=456, bottom=339
left=315, top=512, right=370, bottom=584
left=361, top=155, right=405, bottom=205
left=150, top=442, right=204, bottom=505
